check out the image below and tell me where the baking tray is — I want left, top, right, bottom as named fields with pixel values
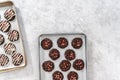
left=0, top=1, right=26, bottom=72
left=39, top=33, right=87, bottom=80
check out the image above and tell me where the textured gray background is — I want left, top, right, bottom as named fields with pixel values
left=1, top=0, right=120, bottom=80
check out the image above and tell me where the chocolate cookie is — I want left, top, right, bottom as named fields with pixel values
left=4, top=9, right=15, bottom=21
left=67, top=71, right=78, bottom=80
left=49, top=49, right=60, bottom=60
left=65, top=49, right=76, bottom=61
left=4, top=43, right=16, bottom=55
left=8, top=30, right=19, bottom=42
left=0, top=54, right=9, bottom=66
left=73, top=59, right=84, bottom=70
left=52, top=71, right=64, bottom=80
left=57, top=37, right=68, bottom=48
left=0, top=34, right=4, bottom=45
left=0, top=20, right=11, bottom=32
left=59, top=60, right=71, bottom=72
left=12, top=53, right=23, bottom=66
left=41, top=38, right=53, bottom=50
left=72, top=38, right=83, bottom=49
left=42, top=60, right=54, bottom=72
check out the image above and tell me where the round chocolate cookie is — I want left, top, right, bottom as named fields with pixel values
left=49, top=49, right=60, bottom=60
left=42, top=60, right=54, bottom=72
left=8, top=30, right=19, bottom=42
left=0, top=54, right=9, bottom=66
left=52, top=71, right=64, bottom=80
left=65, top=49, right=76, bottom=61
left=41, top=38, right=53, bottom=50
left=59, top=60, right=71, bottom=72
left=73, top=59, right=84, bottom=70
left=0, top=34, right=4, bottom=45
left=12, top=53, right=23, bottom=66
left=72, top=38, right=83, bottom=49
left=57, top=37, right=68, bottom=48
left=4, top=9, right=15, bottom=21
left=0, top=20, right=11, bottom=32
left=67, top=71, right=78, bottom=80
left=4, top=43, right=16, bottom=55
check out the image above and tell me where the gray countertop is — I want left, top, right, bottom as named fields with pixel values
left=1, top=0, right=120, bottom=80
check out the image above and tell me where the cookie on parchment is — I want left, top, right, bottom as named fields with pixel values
left=4, top=9, right=15, bottom=21
left=67, top=71, right=78, bottom=80
left=59, top=60, right=71, bottom=72
left=4, top=43, right=16, bottom=55
left=0, top=20, right=11, bottom=32
left=73, top=59, right=84, bottom=70
left=57, top=37, right=68, bottom=48
left=72, top=38, right=83, bottom=49
left=49, top=49, right=60, bottom=60
left=52, top=71, right=64, bottom=80
left=0, top=54, right=9, bottom=66
left=12, top=53, right=23, bottom=66
left=41, top=38, right=53, bottom=50
left=0, top=34, right=4, bottom=45
left=42, top=60, right=54, bottom=72
left=8, top=30, right=19, bottom=42
left=65, top=49, right=76, bottom=61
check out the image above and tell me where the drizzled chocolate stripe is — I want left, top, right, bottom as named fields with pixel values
left=12, top=53, right=23, bottom=66
left=0, top=34, right=4, bottom=45
left=8, top=30, right=19, bottom=42
left=0, top=54, right=9, bottom=66
left=4, top=43, right=16, bottom=55
left=0, top=21, right=11, bottom=32
left=4, top=9, right=15, bottom=21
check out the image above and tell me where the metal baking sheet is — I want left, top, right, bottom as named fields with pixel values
left=0, top=1, right=26, bottom=72
left=39, top=33, right=87, bottom=80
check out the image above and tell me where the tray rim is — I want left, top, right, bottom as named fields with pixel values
left=38, top=33, right=87, bottom=80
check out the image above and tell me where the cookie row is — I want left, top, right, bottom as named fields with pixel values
left=42, top=59, right=84, bottom=72
left=49, top=49, right=76, bottom=61
left=0, top=30, right=19, bottom=45
left=0, top=53, right=23, bottom=66
left=53, top=71, right=78, bottom=80
left=41, top=37, right=83, bottom=50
